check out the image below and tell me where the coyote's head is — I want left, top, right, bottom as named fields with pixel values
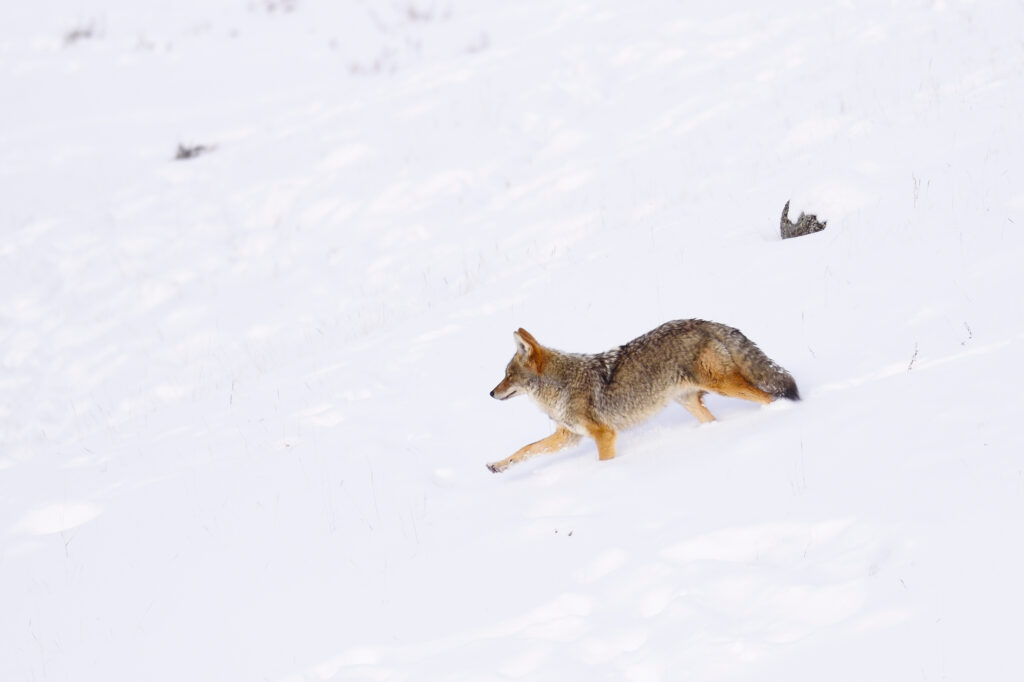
left=490, top=328, right=547, bottom=400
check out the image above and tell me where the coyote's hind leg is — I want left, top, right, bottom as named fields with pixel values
left=712, top=372, right=774, bottom=405
left=677, top=390, right=716, bottom=424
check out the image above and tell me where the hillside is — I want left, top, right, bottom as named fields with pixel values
left=3, top=1, right=1024, bottom=680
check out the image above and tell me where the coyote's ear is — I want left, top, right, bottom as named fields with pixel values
left=512, top=329, right=533, bottom=357
left=513, top=328, right=547, bottom=371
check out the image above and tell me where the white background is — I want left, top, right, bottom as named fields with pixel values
left=3, top=1, right=1023, bottom=680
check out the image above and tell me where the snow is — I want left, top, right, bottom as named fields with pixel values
left=3, top=0, right=1024, bottom=680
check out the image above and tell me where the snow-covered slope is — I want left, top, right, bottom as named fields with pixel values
left=3, top=1, right=1023, bottom=680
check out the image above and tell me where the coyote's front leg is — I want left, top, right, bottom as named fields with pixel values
left=582, top=419, right=618, bottom=461
left=487, top=426, right=581, bottom=473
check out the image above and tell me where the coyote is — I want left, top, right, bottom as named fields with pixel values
left=487, top=319, right=799, bottom=473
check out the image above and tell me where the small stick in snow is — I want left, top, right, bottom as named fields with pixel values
left=907, top=343, right=919, bottom=372
left=961, top=322, right=973, bottom=346
left=175, top=143, right=216, bottom=161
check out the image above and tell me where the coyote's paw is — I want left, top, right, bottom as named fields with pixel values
left=486, top=460, right=509, bottom=473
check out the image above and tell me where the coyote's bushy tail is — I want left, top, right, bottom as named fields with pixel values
left=722, top=327, right=800, bottom=400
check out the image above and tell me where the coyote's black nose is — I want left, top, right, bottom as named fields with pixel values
left=489, top=389, right=495, bottom=397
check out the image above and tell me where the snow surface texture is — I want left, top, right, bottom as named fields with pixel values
left=3, top=1, right=1024, bottom=680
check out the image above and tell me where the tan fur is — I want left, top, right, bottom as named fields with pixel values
left=677, top=390, right=715, bottom=424
left=583, top=419, right=617, bottom=461
left=515, top=327, right=548, bottom=372
left=486, top=426, right=580, bottom=473
left=487, top=319, right=799, bottom=472
left=713, top=372, right=774, bottom=404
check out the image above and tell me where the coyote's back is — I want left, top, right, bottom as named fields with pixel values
left=487, top=319, right=799, bottom=472
left=610, top=319, right=800, bottom=404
